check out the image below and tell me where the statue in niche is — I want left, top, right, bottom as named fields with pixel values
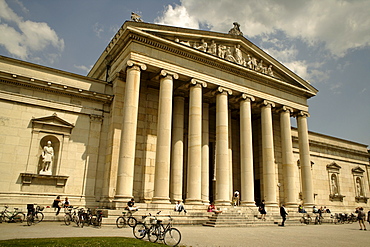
left=194, top=39, right=207, bottom=52
left=131, top=12, right=143, bottom=22
left=218, top=45, right=227, bottom=59
left=228, top=22, right=243, bottom=36
left=40, top=141, right=54, bottom=174
left=234, top=44, right=243, bottom=64
left=267, top=65, right=274, bottom=76
left=207, top=40, right=217, bottom=55
left=225, top=47, right=236, bottom=63
left=331, top=174, right=338, bottom=195
left=356, top=177, right=363, bottom=196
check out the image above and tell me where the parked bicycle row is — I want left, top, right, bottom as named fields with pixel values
left=64, top=207, right=103, bottom=228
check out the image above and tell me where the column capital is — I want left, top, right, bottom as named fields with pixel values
left=279, top=106, right=294, bottom=114
left=241, top=93, right=255, bottom=102
left=214, top=86, right=232, bottom=96
left=160, top=70, right=179, bottom=79
left=259, top=100, right=275, bottom=108
left=190, top=78, right=207, bottom=88
left=127, top=60, right=147, bottom=71
left=295, top=110, right=310, bottom=118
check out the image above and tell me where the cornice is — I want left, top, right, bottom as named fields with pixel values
left=0, top=72, right=113, bottom=103
left=292, top=136, right=369, bottom=159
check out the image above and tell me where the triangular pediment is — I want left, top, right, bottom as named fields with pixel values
left=32, top=113, right=74, bottom=135
left=121, top=22, right=317, bottom=96
left=352, top=166, right=365, bottom=174
left=326, top=162, right=341, bottom=171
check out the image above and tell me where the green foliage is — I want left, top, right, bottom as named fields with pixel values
left=0, top=237, right=164, bottom=247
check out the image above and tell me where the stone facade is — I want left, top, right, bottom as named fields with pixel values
left=0, top=21, right=368, bottom=212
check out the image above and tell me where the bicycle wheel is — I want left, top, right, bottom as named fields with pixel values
left=97, top=217, right=102, bottom=227
left=127, top=217, right=137, bottom=227
left=26, top=214, right=33, bottom=226
left=0, top=214, right=4, bottom=223
left=64, top=214, right=71, bottom=225
left=148, top=225, right=159, bottom=243
left=133, top=222, right=147, bottom=239
left=164, top=228, right=181, bottom=246
left=116, top=216, right=126, bottom=228
left=72, top=215, right=79, bottom=226
left=14, top=212, right=25, bottom=223
left=35, top=212, right=44, bottom=223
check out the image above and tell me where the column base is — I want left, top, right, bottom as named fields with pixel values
left=113, top=195, right=133, bottom=209
left=265, top=201, right=278, bottom=207
left=214, top=200, right=231, bottom=206
left=185, top=199, right=203, bottom=205
left=152, top=197, right=171, bottom=204
left=240, top=201, right=256, bottom=207
left=284, top=202, right=299, bottom=208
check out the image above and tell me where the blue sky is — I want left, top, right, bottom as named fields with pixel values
left=0, top=0, right=369, bottom=146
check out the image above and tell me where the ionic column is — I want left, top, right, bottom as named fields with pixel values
left=201, top=102, right=210, bottom=204
left=215, top=87, right=232, bottom=205
left=152, top=70, right=178, bottom=204
left=260, top=100, right=278, bottom=206
left=280, top=106, right=297, bottom=207
left=115, top=61, right=146, bottom=204
left=186, top=79, right=207, bottom=204
left=296, top=111, right=314, bottom=207
left=240, top=94, right=255, bottom=206
left=170, top=94, right=185, bottom=202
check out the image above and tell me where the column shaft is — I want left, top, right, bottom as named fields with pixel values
left=115, top=64, right=144, bottom=203
left=186, top=83, right=203, bottom=204
left=261, top=101, right=277, bottom=206
left=170, top=96, right=185, bottom=202
left=240, top=96, right=255, bottom=206
left=201, top=103, right=210, bottom=204
left=152, top=71, right=177, bottom=203
left=297, top=112, right=314, bottom=207
left=280, top=107, right=297, bottom=207
left=215, top=88, right=231, bottom=205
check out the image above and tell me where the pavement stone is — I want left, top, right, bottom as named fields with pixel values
left=0, top=221, right=369, bottom=246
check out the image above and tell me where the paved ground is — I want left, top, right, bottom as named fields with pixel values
left=0, top=221, right=369, bottom=246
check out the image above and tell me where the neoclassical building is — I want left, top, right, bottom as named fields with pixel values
left=0, top=20, right=368, bottom=212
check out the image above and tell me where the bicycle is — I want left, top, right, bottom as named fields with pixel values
left=63, top=206, right=78, bottom=226
left=77, top=208, right=88, bottom=228
left=0, top=206, right=25, bottom=223
left=314, top=214, right=323, bottom=225
left=87, top=208, right=103, bottom=227
left=133, top=215, right=153, bottom=239
left=147, top=211, right=181, bottom=246
left=26, top=204, right=45, bottom=226
left=300, top=213, right=312, bottom=225
left=116, top=210, right=137, bottom=228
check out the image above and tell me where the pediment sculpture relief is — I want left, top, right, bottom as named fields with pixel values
left=175, top=38, right=275, bottom=77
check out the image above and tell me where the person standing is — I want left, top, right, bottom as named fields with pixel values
left=279, top=204, right=288, bottom=227
left=357, top=207, right=367, bottom=230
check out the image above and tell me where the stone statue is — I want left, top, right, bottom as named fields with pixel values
left=234, top=44, right=243, bottom=64
left=194, top=39, right=207, bottom=52
left=225, top=47, right=236, bottom=63
left=218, top=45, right=227, bottom=59
left=175, top=38, right=191, bottom=47
left=131, top=12, right=143, bottom=22
left=228, top=22, right=243, bottom=36
left=41, top=141, right=54, bottom=174
left=356, top=177, right=363, bottom=196
left=331, top=174, right=338, bottom=195
left=207, top=40, right=217, bottom=55
left=257, top=60, right=267, bottom=73
left=267, top=65, right=274, bottom=76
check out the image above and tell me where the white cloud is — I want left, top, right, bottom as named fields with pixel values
left=157, top=0, right=370, bottom=57
left=0, top=0, right=64, bottom=62
left=74, top=64, right=91, bottom=74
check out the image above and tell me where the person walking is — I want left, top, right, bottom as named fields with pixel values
left=279, top=204, right=288, bottom=227
left=259, top=200, right=266, bottom=220
left=52, top=196, right=62, bottom=215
